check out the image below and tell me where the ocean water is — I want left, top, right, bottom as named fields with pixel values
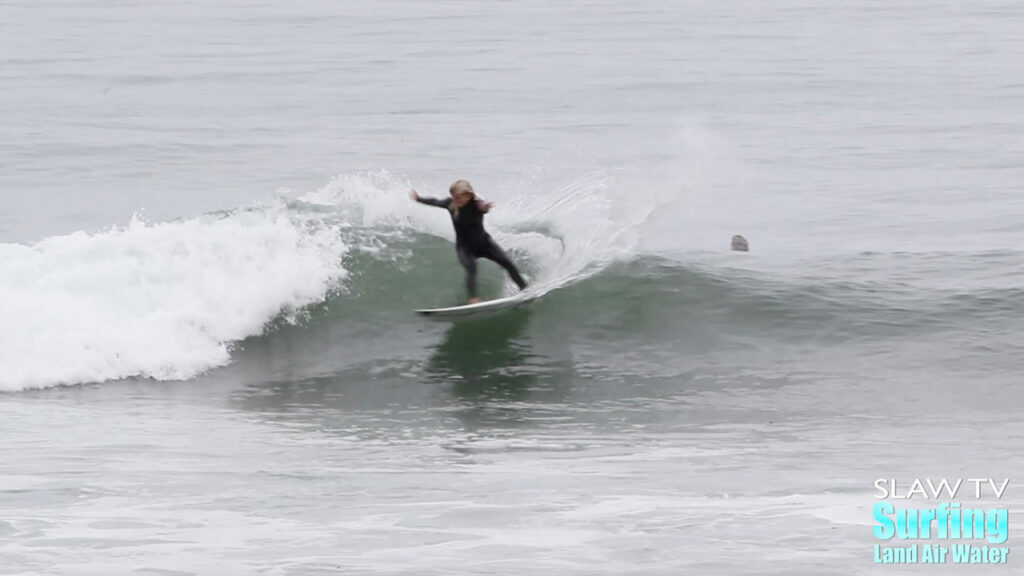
left=2, top=0, right=1023, bottom=574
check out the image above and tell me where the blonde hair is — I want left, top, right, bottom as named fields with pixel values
left=448, top=179, right=475, bottom=217
left=449, top=179, right=475, bottom=198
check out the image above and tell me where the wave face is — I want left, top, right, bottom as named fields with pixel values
left=0, top=171, right=638, bottom=391
left=5, top=171, right=1020, bottom=392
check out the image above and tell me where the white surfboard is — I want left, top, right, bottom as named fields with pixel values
left=415, top=293, right=534, bottom=318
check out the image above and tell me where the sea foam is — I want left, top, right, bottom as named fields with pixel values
left=0, top=202, right=347, bottom=391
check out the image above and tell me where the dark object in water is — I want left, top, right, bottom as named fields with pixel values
left=731, top=235, right=749, bottom=252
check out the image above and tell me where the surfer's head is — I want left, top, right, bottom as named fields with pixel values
left=449, top=179, right=475, bottom=207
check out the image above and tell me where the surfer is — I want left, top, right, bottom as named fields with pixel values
left=410, top=180, right=528, bottom=304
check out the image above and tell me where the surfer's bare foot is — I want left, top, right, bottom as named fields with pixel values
left=468, top=297, right=482, bottom=304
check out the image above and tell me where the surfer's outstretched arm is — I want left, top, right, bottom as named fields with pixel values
left=409, top=190, right=451, bottom=208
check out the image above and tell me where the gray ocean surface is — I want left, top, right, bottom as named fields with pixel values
left=2, top=1, right=1024, bottom=574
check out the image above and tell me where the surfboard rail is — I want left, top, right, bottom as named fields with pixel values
left=415, top=293, right=533, bottom=317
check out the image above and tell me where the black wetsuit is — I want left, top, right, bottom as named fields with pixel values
left=416, top=196, right=528, bottom=298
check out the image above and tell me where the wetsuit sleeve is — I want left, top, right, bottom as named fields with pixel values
left=416, top=197, right=452, bottom=208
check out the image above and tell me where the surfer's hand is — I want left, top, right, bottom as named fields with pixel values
left=479, top=201, right=493, bottom=212
left=409, top=190, right=420, bottom=202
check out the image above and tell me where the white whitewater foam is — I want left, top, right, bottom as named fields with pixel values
left=0, top=202, right=347, bottom=391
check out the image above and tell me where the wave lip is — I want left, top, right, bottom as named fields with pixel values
left=300, top=169, right=646, bottom=299
left=0, top=203, right=348, bottom=391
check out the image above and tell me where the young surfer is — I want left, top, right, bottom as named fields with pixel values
left=410, top=180, right=528, bottom=304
